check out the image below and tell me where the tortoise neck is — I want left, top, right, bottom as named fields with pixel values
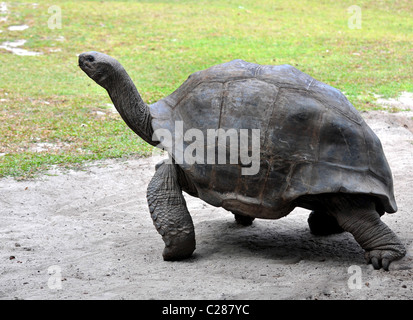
left=106, top=66, right=156, bottom=146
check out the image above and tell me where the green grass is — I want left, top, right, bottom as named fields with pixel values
left=0, top=0, right=412, bottom=178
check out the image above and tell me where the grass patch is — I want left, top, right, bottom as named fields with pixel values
left=0, top=0, right=412, bottom=178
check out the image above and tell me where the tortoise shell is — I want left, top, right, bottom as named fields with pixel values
left=149, top=60, right=396, bottom=219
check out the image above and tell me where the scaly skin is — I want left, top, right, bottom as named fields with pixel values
left=325, top=195, right=406, bottom=271
left=147, top=162, right=196, bottom=261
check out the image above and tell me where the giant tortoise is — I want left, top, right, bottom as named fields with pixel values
left=79, top=52, right=406, bottom=270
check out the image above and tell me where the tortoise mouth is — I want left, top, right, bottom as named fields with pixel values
left=78, top=60, right=85, bottom=69
left=78, top=53, right=96, bottom=73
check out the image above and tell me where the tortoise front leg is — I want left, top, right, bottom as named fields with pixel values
left=147, top=162, right=196, bottom=261
left=325, top=195, right=406, bottom=270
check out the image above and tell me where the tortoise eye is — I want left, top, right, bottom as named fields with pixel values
left=87, top=55, right=95, bottom=62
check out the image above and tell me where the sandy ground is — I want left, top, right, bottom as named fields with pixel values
left=1, top=110, right=413, bottom=300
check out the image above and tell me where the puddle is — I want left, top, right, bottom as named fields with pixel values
left=375, top=92, right=413, bottom=111
left=0, top=2, right=7, bottom=11
left=0, top=2, right=7, bottom=14
left=8, top=24, right=29, bottom=31
left=0, top=2, right=7, bottom=22
left=1, top=39, right=26, bottom=47
left=0, top=39, right=42, bottom=56
left=0, top=3, right=43, bottom=56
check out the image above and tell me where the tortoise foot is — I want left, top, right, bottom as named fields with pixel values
left=162, top=235, right=196, bottom=261
left=365, top=245, right=407, bottom=271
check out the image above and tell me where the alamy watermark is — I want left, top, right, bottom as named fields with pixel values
left=347, top=5, right=362, bottom=29
left=47, top=265, right=62, bottom=290
left=152, top=121, right=261, bottom=175
left=48, top=5, right=62, bottom=29
left=347, top=265, right=362, bottom=289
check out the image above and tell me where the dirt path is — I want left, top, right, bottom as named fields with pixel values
left=0, top=110, right=412, bottom=300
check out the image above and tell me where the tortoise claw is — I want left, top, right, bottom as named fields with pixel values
left=370, top=256, right=381, bottom=270
left=365, top=248, right=406, bottom=271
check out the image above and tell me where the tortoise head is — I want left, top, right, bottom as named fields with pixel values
left=78, top=51, right=123, bottom=88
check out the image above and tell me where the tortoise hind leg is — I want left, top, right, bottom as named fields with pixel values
left=232, top=212, right=255, bottom=226
left=324, top=194, right=406, bottom=270
left=147, top=162, right=195, bottom=261
left=307, top=210, right=344, bottom=235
